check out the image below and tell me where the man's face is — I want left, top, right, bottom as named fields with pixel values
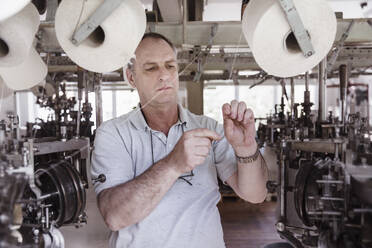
left=127, top=38, right=179, bottom=107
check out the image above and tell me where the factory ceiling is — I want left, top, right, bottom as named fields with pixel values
left=33, top=0, right=372, bottom=83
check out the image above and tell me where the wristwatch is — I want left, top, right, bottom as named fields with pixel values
left=235, top=146, right=260, bottom=164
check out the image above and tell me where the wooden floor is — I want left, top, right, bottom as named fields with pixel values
left=218, top=198, right=284, bottom=248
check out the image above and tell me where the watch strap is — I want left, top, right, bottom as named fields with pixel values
left=235, top=146, right=260, bottom=164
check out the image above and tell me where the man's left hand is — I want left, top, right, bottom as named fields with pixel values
left=222, top=100, right=257, bottom=157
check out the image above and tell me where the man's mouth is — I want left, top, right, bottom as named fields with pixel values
left=157, top=86, right=172, bottom=91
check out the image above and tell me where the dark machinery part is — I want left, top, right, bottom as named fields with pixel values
left=339, top=65, right=348, bottom=103
left=23, top=161, right=86, bottom=227
left=0, top=114, right=90, bottom=248
left=28, top=80, right=94, bottom=142
left=339, top=64, right=348, bottom=126
left=259, top=84, right=372, bottom=248
left=0, top=118, right=36, bottom=247
left=92, top=174, right=106, bottom=184
left=0, top=166, right=28, bottom=248
left=32, top=0, right=47, bottom=14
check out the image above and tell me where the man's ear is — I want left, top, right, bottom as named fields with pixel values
left=126, top=67, right=136, bottom=89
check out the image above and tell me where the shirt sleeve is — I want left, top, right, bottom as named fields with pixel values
left=91, top=121, right=134, bottom=196
left=213, top=123, right=237, bottom=184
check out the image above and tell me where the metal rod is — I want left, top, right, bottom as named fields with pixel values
left=290, top=77, right=294, bottom=116
left=26, top=140, right=41, bottom=199
left=307, top=211, right=342, bottom=216
left=183, top=0, right=188, bottom=44
left=291, top=140, right=343, bottom=154
left=39, top=192, right=59, bottom=200
left=278, top=0, right=315, bottom=57
left=318, top=59, right=327, bottom=121
left=95, top=75, right=103, bottom=127
left=76, top=99, right=82, bottom=137
left=45, top=207, right=49, bottom=229
left=46, top=0, right=58, bottom=22
left=71, top=0, right=124, bottom=45
left=321, top=197, right=344, bottom=201
left=76, top=71, right=85, bottom=138
left=316, top=180, right=344, bottom=184
left=307, top=196, right=344, bottom=201
left=305, top=71, right=309, bottom=91
left=280, top=141, right=286, bottom=219
left=85, top=80, right=89, bottom=103
left=327, top=20, right=355, bottom=73
left=45, top=64, right=372, bottom=79
left=353, top=208, right=372, bottom=213
left=339, top=64, right=348, bottom=125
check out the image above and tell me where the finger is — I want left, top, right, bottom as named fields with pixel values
left=230, top=100, right=239, bottom=119
left=195, top=147, right=210, bottom=156
left=222, top=103, right=231, bottom=119
left=191, top=128, right=221, bottom=140
left=243, top=108, right=255, bottom=125
left=194, top=137, right=213, bottom=148
left=237, top=101, right=247, bottom=122
left=223, top=118, right=234, bottom=136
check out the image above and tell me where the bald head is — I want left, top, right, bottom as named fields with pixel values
left=127, top=33, right=176, bottom=72
left=139, top=32, right=176, bottom=54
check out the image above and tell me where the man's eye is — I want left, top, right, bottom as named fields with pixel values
left=145, top=67, right=156, bottom=71
left=167, top=64, right=176, bottom=69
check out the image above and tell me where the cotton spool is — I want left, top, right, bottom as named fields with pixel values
left=0, top=48, right=47, bottom=91
left=0, top=76, right=14, bottom=99
left=55, top=0, right=146, bottom=73
left=0, top=3, right=40, bottom=67
left=0, top=0, right=31, bottom=22
left=242, top=0, right=337, bottom=78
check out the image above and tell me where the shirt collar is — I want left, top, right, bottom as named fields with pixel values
left=177, top=104, right=189, bottom=128
left=130, top=103, right=189, bottom=131
left=129, top=103, right=149, bottom=130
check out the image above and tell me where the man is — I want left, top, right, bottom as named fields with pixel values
left=91, top=32, right=268, bottom=248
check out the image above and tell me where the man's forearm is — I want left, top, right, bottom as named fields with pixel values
left=235, top=144, right=268, bottom=203
left=98, top=158, right=179, bottom=231
left=237, top=154, right=268, bottom=203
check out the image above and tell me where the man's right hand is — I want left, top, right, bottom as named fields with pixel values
left=165, top=128, right=221, bottom=175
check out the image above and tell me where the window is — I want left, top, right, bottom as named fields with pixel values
left=204, top=83, right=317, bottom=125
left=115, top=90, right=140, bottom=117
left=16, top=88, right=140, bottom=128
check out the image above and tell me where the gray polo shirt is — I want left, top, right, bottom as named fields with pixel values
left=91, top=104, right=237, bottom=248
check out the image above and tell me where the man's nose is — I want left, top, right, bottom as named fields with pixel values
left=158, top=66, right=171, bottom=82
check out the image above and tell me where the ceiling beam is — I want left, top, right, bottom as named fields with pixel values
left=146, top=19, right=372, bottom=46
